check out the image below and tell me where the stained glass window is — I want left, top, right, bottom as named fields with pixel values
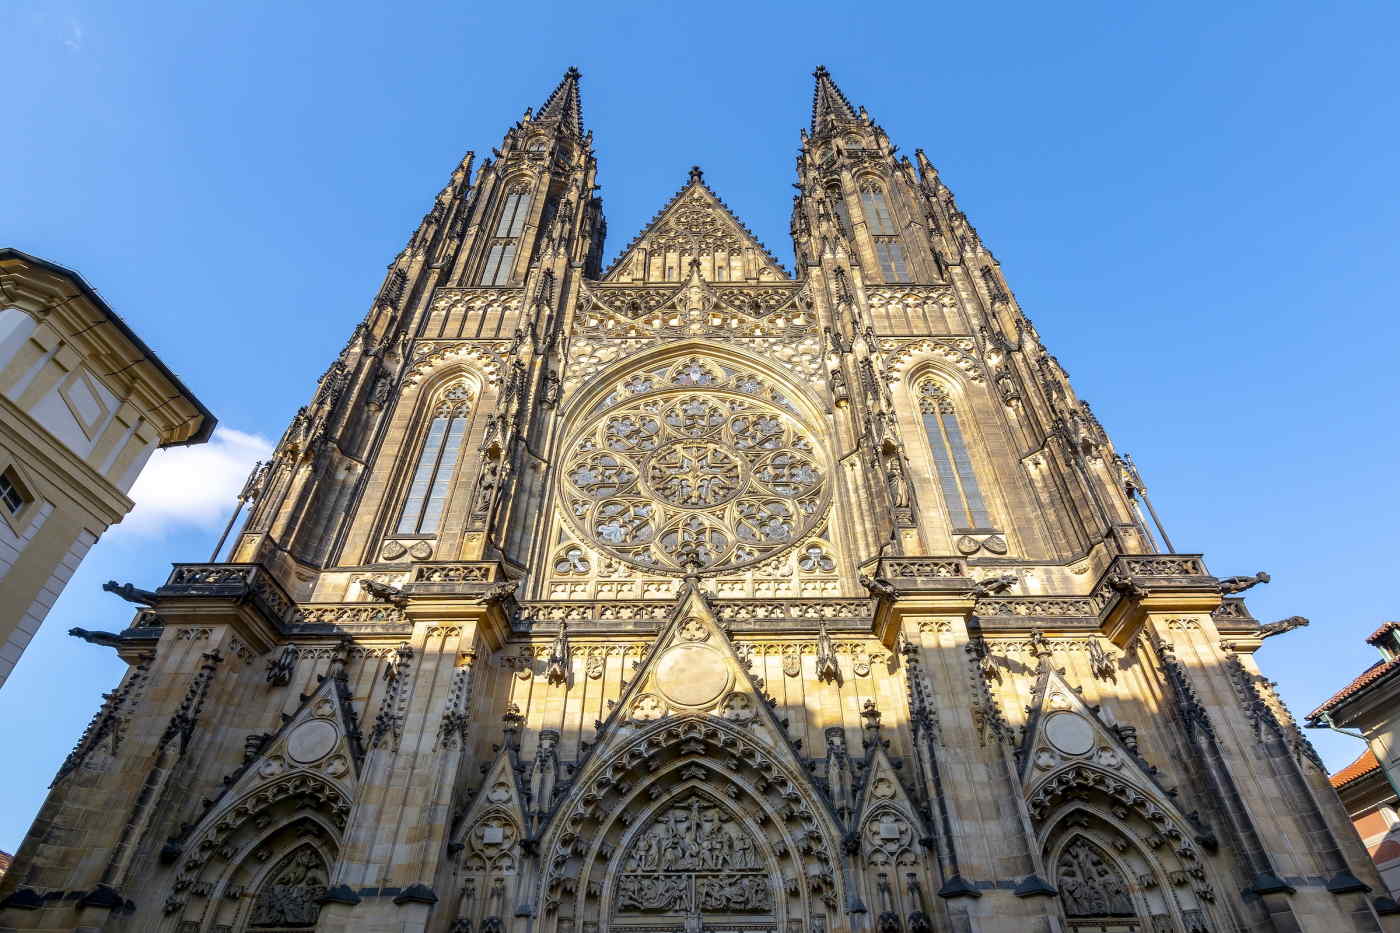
left=918, top=380, right=991, bottom=529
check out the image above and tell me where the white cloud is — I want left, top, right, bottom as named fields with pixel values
left=63, top=16, right=82, bottom=51
left=119, top=427, right=274, bottom=535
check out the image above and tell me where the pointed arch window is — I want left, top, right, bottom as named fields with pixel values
left=396, top=383, right=473, bottom=535
left=918, top=380, right=991, bottom=529
left=875, top=240, right=911, bottom=283
left=859, top=182, right=897, bottom=235
left=479, top=184, right=533, bottom=285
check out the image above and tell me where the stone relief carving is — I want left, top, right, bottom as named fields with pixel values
left=615, top=794, right=772, bottom=914
left=248, top=844, right=327, bottom=928
left=1056, top=837, right=1136, bottom=919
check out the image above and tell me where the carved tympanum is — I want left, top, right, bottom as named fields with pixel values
left=248, top=844, right=327, bottom=928
left=1056, top=837, right=1136, bottom=919
left=615, top=793, right=772, bottom=915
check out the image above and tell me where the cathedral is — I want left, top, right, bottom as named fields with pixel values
left=0, top=67, right=1389, bottom=933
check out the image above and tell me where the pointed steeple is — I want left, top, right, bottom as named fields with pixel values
left=535, top=65, right=584, bottom=137
left=811, top=64, right=858, bottom=133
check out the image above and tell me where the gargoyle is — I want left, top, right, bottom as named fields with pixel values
left=358, top=578, right=406, bottom=607
left=68, top=627, right=123, bottom=648
left=1258, top=615, right=1308, bottom=639
left=1106, top=572, right=1148, bottom=600
left=859, top=574, right=900, bottom=600
left=974, top=573, right=1017, bottom=595
left=467, top=581, right=519, bottom=606
left=1219, top=571, right=1270, bottom=595
left=102, top=580, right=158, bottom=606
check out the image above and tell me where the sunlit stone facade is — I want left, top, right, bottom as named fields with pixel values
left=0, top=69, right=1390, bottom=933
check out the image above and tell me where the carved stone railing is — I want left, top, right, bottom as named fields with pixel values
left=877, top=557, right=967, bottom=579
left=290, top=604, right=407, bottom=630
left=715, top=598, right=873, bottom=624
left=873, top=557, right=970, bottom=594
left=517, top=601, right=675, bottom=625
left=158, top=563, right=299, bottom=628
left=409, top=562, right=504, bottom=584
left=1118, top=556, right=1208, bottom=577
left=1211, top=598, right=1256, bottom=624
left=974, top=597, right=1100, bottom=619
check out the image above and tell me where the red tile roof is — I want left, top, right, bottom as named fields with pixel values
left=1332, top=748, right=1381, bottom=789
left=1308, top=657, right=1400, bottom=721
left=1368, top=621, right=1400, bottom=646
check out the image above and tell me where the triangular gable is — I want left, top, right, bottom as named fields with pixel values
left=582, top=581, right=805, bottom=771
left=851, top=743, right=929, bottom=862
left=602, top=169, right=788, bottom=283
left=228, top=662, right=364, bottom=799
left=452, top=747, right=530, bottom=871
left=170, top=652, right=365, bottom=858
left=1019, top=653, right=1183, bottom=812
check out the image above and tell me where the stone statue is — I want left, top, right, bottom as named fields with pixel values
left=68, top=628, right=123, bottom=648
left=860, top=574, right=900, bottom=600
left=359, top=578, right=406, bottom=607
left=102, top=580, right=158, bottom=606
left=972, top=573, right=1017, bottom=596
left=1219, top=570, right=1270, bottom=595
left=1258, top=615, right=1308, bottom=639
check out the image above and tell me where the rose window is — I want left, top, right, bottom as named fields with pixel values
left=562, top=358, right=828, bottom=574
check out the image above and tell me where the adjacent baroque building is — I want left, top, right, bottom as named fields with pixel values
left=0, top=249, right=214, bottom=687
left=0, top=69, right=1389, bottom=933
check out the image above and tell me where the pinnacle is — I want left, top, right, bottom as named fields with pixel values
left=810, top=64, right=858, bottom=133
left=536, top=66, right=584, bottom=136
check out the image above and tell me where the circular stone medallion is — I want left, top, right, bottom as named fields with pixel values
left=286, top=719, right=339, bottom=764
left=1043, top=711, right=1094, bottom=757
left=654, top=644, right=731, bottom=708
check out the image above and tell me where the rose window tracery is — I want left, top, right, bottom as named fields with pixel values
left=563, top=357, right=828, bottom=574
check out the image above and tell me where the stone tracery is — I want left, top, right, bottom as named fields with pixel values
left=562, top=356, right=828, bottom=574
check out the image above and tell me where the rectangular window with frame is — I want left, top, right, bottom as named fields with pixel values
left=0, top=468, right=31, bottom=516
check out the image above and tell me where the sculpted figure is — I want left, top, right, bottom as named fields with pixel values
left=1258, top=615, right=1308, bottom=639
left=1219, top=570, right=1270, bottom=595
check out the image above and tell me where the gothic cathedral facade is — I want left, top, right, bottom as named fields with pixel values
left=0, top=68, right=1389, bottom=933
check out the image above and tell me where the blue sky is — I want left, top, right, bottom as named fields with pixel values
left=3, top=0, right=1399, bottom=851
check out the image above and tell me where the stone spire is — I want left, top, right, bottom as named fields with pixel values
left=535, top=65, right=584, bottom=137
left=811, top=64, right=859, bottom=134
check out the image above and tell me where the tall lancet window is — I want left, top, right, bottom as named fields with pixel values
left=917, top=380, right=992, bottom=529
left=479, top=183, right=532, bottom=285
left=859, top=182, right=897, bottom=235
left=397, top=383, right=473, bottom=535
left=861, top=182, right=912, bottom=282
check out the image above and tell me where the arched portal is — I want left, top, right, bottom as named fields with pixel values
left=537, top=716, right=846, bottom=933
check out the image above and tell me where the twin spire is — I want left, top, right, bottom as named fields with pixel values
left=534, top=65, right=584, bottom=136
left=526, top=64, right=860, bottom=139
left=810, top=64, right=860, bottom=132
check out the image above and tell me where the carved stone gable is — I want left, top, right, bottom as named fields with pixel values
left=603, top=174, right=787, bottom=283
